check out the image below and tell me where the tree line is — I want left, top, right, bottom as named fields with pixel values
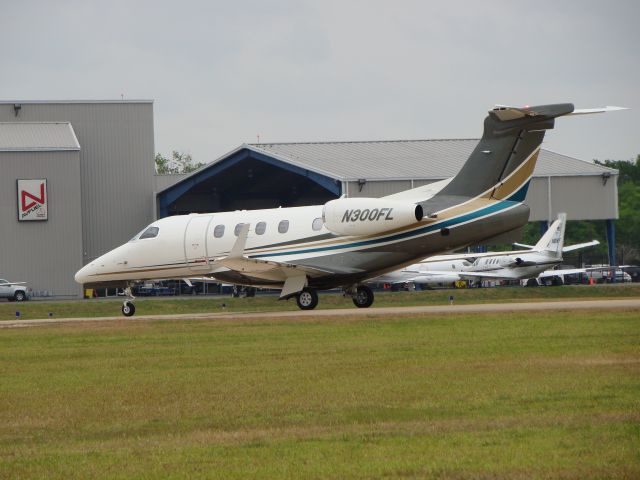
left=520, top=154, right=640, bottom=265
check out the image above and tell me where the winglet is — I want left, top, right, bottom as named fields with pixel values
left=229, top=223, right=251, bottom=258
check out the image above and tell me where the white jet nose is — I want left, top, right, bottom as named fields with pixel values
left=74, top=264, right=92, bottom=285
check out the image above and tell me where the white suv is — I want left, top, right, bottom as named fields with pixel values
left=0, top=279, right=31, bottom=301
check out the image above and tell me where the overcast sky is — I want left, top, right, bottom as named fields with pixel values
left=2, top=0, right=638, bottom=164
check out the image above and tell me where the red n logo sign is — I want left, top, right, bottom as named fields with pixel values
left=21, top=182, right=45, bottom=212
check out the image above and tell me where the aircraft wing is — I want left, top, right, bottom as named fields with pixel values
left=216, top=256, right=331, bottom=279
left=537, top=265, right=621, bottom=279
left=396, top=271, right=459, bottom=283
left=420, top=248, right=533, bottom=264
left=537, top=268, right=587, bottom=278
left=562, top=240, right=599, bottom=253
left=212, top=223, right=336, bottom=298
left=458, top=271, right=521, bottom=281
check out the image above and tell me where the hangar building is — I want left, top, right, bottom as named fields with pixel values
left=0, top=101, right=155, bottom=297
left=157, top=140, right=619, bottom=262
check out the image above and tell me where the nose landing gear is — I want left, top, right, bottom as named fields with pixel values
left=122, top=300, right=136, bottom=317
left=121, top=286, right=136, bottom=317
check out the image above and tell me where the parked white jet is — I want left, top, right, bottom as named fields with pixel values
left=74, top=104, right=624, bottom=316
left=375, top=213, right=599, bottom=287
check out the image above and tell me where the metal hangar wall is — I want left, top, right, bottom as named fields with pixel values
left=0, top=100, right=156, bottom=297
left=0, top=123, right=83, bottom=296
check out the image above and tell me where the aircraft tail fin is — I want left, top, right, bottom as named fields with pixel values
left=436, top=104, right=576, bottom=203
left=535, top=213, right=566, bottom=257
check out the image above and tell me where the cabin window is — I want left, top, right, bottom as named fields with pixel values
left=234, top=223, right=247, bottom=236
left=256, top=221, right=267, bottom=235
left=213, top=224, right=225, bottom=238
left=139, top=226, right=159, bottom=239
left=278, top=220, right=289, bottom=234
left=312, top=217, right=323, bottom=231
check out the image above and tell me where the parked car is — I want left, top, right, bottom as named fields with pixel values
left=621, top=266, right=640, bottom=283
left=0, top=279, right=31, bottom=301
left=588, top=269, right=632, bottom=283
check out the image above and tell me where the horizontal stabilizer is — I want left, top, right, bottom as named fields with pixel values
left=568, top=106, right=628, bottom=116
left=562, top=240, right=600, bottom=253
left=513, top=242, right=535, bottom=250
left=493, top=105, right=628, bottom=120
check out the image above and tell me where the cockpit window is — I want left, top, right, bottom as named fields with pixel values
left=139, top=226, right=159, bottom=239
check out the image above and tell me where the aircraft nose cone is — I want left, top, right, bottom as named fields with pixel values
left=74, top=264, right=91, bottom=285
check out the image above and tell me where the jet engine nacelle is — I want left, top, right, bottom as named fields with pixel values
left=323, top=198, right=423, bottom=236
left=513, top=257, right=537, bottom=267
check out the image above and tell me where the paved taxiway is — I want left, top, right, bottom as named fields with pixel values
left=1, top=298, right=639, bottom=328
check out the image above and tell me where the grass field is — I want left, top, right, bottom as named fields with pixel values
left=1, top=306, right=639, bottom=478
left=2, top=283, right=640, bottom=320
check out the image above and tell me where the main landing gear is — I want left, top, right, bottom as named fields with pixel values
left=296, top=288, right=319, bottom=310
left=351, top=285, right=374, bottom=308
left=293, top=284, right=375, bottom=310
left=121, top=286, right=136, bottom=317
left=116, top=283, right=376, bottom=314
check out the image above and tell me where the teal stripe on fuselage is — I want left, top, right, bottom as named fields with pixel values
left=253, top=182, right=530, bottom=259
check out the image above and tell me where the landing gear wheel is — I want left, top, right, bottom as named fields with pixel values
left=352, top=285, right=374, bottom=308
left=122, top=301, right=136, bottom=317
left=296, top=288, right=318, bottom=310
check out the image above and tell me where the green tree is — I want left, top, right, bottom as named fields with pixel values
left=501, top=155, right=640, bottom=264
left=595, top=154, right=640, bottom=184
left=595, top=155, right=640, bottom=264
left=155, top=151, right=205, bottom=174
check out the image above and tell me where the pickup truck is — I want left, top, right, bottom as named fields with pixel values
left=0, top=279, right=31, bottom=301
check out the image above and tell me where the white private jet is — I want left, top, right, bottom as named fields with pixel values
left=375, top=213, right=599, bottom=287
left=74, top=103, right=625, bottom=316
